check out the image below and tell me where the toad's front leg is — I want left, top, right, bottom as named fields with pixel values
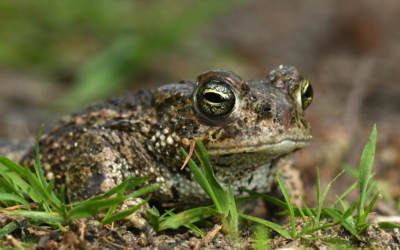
left=66, top=130, right=159, bottom=233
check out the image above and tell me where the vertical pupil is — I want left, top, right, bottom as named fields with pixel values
left=204, top=93, right=224, bottom=103
left=304, top=86, right=312, bottom=98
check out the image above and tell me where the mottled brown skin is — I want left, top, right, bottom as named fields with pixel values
left=14, top=65, right=312, bottom=230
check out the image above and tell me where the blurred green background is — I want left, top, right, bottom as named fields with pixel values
left=1, top=0, right=400, bottom=208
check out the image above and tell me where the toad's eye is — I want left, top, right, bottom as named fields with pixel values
left=195, top=81, right=236, bottom=117
left=300, top=77, right=313, bottom=110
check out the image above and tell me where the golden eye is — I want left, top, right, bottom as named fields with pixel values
left=301, top=77, right=313, bottom=110
left=196, top=81, right=236, bottom=117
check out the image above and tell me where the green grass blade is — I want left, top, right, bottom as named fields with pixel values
left=379, top=222, right=400, bottom=229
left=314, top=167, right=321, bottom=226
left=0, top=221, right=19, bottom=239
left=102, top=196, right=151, bottom=225
left=357, top=223, right=373, bottom=235
left=159, top=207, right=219, bottom=231
left=332, top=180, right=359, bottom=208
left=69, top=197, right=126, bottom=221
left=0, top=193, right=30, bottom=210
left=297, top=204, right=308, bottom=224
left=357, top=124, right=377, bottom=226
left=335, top=195, right=347, bottom=211
left=255, top=225, right=269, bottom=250
left=226, top=184, right=238, bottom=235
left=303, top=219, right=342, bottom=235
left=164, top=210, right=205, bottom=236
left=363, top=182, right=377, bottom=207
left=1, top=209, right=66, bottom=224
left=125, top=176, right=153, bottom=190
left=276, top=168, right=296, bottom=238
left=34, top=125, right=47, bottom=188
left=147, top=206, right=160, bottom=231
left=0, top=163, right=40, bottom=202
left=24, top=166, right=62, bottom=213
left=194, top=139, right=229, bottom=215
left=0, top=156, right=25, bottom=177
left=300, top=196, right=313, bottom=216
left=0, top=176, right=23, bottom=199
left=239, top=188, right=288, bottom=209
left=181, top=147, right=220, bottom=213
left=323, top=207, right=357, bottom=236
left=342, top=202, right=357, bottom=220
left=126, top=184, right=160, bottom=198
left=239, top=214, right=292, bottom=239
left=359, top=190, right=380, bottom=226
left=103, top=178, right=129, bottom=222
left=314, top=169, right=345, bottom=227
left=80, top=176, right=151, bottom=203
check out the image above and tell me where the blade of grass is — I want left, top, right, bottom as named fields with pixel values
left=314, top=167, right=321, bottom=226
left=277, top=168, right=296, bottom=238
left=357, top=124, right=377, bottom=227
left=103, top=178, right=129, bottom=222
left=335, top=195, right=347, bottom=211
left=226, top=183, right=238, bottom=235
left=147, top=206, right=160, bottom=231
left=239, top=214, right=291, bottom=239
left=165, top=210, right=206, bottom=236
left=300, top=196, right=313, bottom=216
left=34, top=125, right=47, bottom=189
left=181, top=147, right=220, bottom=213
left=101, top=196, right=151, bottom=225
left=194, top=139, right=228, bottom=215
left=0, top=163, right=40, bottom=202
left=0, top=156, right=26, bottom=177
left=379, top=222, right=400, bottom=229
left=255, top=225, right=269, bottom=250
left=159, top=207, right=220, bottom=231
left=24, top=166, right=62, bottom=213
left=359, top=190, right=380, bottom=226
left=323, top=207, right=357, bottom=236
left=0, top=193, right=30, bottom=210
left=239, top=188, right=288, bottom=210
left=363, top=182, right=377, bottom=207
left=297, top=204, right=308, bottom=224
left=0, top=221, right=19, bottom=239
left=0, top=176, right=23, bottom=199
left=1, top=209, right=66, bottom=224
left=126, top=184, right=160, bottom=198
left=314, top=169, right=345, bottom=227
left=68, top=197, right=126, bottom=221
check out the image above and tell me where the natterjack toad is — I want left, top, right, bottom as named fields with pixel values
left=3, top=65, right=313, bottom=232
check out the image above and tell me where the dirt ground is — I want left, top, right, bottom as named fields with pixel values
left=1, top=0, right=400, bottom=248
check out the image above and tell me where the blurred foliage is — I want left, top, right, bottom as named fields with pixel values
left=0, top=0, right=250, bottom=110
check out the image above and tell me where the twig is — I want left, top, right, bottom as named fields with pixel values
left=202, top=224, right=222, bottom=246
left=5, top=203, right=38, bottom=210
left=181, top=139, right=196, bottom=170
left=6, top=235, right=24, bottom=250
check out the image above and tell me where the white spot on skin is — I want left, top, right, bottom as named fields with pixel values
left=160, top=134, right=166, bottom=141
left=156, top=142, right=160, bottom=148
left=141, top=126, right=149, bottom=134
left=151, top=136, right=156, bottom=142
left=163, top=128, right=169, bottom=134
left=166, top=136, right=174, bottom=145
left=156, top=131, right=160, bottom=138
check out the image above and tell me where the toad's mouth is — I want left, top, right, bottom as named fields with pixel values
left=205, top=139, right=310, bottom=156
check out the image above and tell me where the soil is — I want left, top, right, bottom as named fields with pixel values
left=1, top=213, right=399, bottom=249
